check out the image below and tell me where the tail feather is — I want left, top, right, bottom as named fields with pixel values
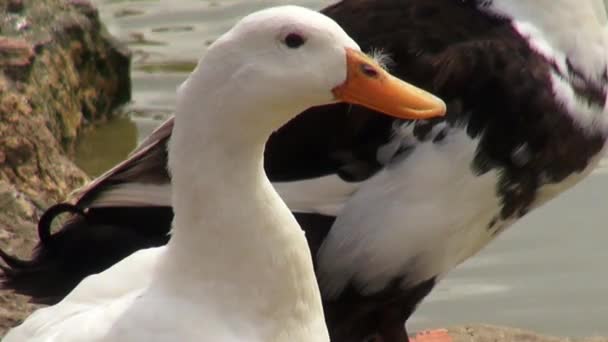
left=0, top=205, right=174, bottom=304
left=37, top=203, right=85, bottom=245
left=0, top=249, right=33, bottom=270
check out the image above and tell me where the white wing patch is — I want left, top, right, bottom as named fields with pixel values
left=550, top=71, right=608, bottom=134
left=274, top=175, right=360, bottom=216
left=91, top=175, right=359, bottom=217
left=3, top=247, right=162, bottom=342
left=484, top=0, right=608, bottom=133
left=486, top=0, right=608, bottom=81
left=92, top=183, right=172, bottom=208
left=316, top=128, right=502, bottom=298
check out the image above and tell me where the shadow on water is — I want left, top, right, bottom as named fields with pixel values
left=75, top=115, right=138, bottom=177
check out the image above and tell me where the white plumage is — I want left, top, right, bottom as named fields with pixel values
left=3, top=6, right=348, bottom=342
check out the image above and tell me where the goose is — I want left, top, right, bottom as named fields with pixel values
left=2, top=0, right=607, bottom=341
left=1, top=5, right=446, bottom=342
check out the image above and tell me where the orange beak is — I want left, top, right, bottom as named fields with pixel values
left=332, top=48, right=446, bottom=120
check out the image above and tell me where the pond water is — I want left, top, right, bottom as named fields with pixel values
left=81, top=0, right=608, bottom=336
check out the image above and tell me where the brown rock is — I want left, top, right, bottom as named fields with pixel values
left=0, top=0, right=131, bottom=335
left=446, top=325, right=608, bottom=342
left=0, top=38, right=34, bottom=67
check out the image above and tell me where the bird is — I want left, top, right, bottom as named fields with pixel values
left=2, top=0, right=607, bottom=341
left=1, top=5, right=446, bottom=342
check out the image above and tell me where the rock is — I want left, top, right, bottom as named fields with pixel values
left=445, top=325, right=608, bottom=342
left=0, top=0, right=130, bottom=335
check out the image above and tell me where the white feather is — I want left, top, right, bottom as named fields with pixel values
left=3, top=248, right=161, bottom=342
left=486, top=0, right=608, bottom=83
left=316, top=128, right=501, bottom=297
left=316, top=125, right=605, bottom=298
left=92, top=175, right=359, bottom=215
left=92, top=183, right=171, bottom=207
left=274, top=175, right=360, bottom=216
left=484, top=0, right=608, bottom=133
left=550, top=71, right=608, bottom=134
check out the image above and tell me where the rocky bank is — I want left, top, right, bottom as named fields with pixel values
left=0, top=0, right=130, bottom=334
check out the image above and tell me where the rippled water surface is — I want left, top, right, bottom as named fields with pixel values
left=81, top=0, right=608, bottom=336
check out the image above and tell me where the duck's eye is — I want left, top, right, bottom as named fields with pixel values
left=283, top=33, right=306, bottom=49
left=360, top=63, right=379, bottom=78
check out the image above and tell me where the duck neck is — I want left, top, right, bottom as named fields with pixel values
left=156, top=74, right=325, bottom=327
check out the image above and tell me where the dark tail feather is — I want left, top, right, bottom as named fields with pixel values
left=0, top=205, right=174, bottom=304
left=0, top=203, right=86, bottom=303
left=37, top=203, right=85, bottom=245
left=0, top=249, right=33, bottom=270
left=0, top=203, right=84, bottom=272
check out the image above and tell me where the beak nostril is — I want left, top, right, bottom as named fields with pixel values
left=360, top=63, right=379, bottom=78
left=336, top=48, right=446, bottom=120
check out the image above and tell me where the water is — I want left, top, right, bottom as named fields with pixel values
left=82, top=0, right=608, bottom=336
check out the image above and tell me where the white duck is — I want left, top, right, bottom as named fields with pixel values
left=2, top=5, right=445, bottom=342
